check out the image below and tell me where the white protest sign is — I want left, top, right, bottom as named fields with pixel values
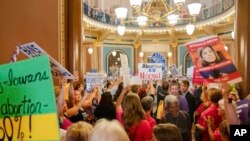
left=169, top=64, right=178, bottom=76
left=19, top=42, right=75, bottom=79
left=120, top=53, right=129, bottom=68
left=120, top=53, right=130, bottom=86
left=85, top=73, right=104, bottom=88
left=120, top=67, right=130, bottom=87
left=138, top=63, right=162, bottom=80
left=130, top=76, right=142, bottom=85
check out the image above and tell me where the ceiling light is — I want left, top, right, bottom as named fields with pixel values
left=115, top=7, right=128, bottom=19
left=231, top=31, right=235, bottom=39
left=168, top=52, right=173, bottom=57
left=174, top=0, right=186, bottom=5
left=167, top=14, right=179, bottom=25
left=112, top=51, right=117, bottom=57
left=224, top=45, right=228, bottom=51
left=129, top=0, right=142, bottom=7
left=188, top=2, right=202, bottom=16
left=88, top=47, right=93, bottom=54
left=186, top=24, right=195, bottom=35
left=139, top=51, right=144, bottom=58
left=117, top=25, right=125, bottom=36
left=137, top=16, right=148, bottom=26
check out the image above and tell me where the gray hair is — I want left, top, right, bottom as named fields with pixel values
left=164, top=95, right=179, bottom=107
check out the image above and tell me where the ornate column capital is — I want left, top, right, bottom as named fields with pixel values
left=134, top=43, right=140, bottom=49
left=93, top=41, right=103, bottom=48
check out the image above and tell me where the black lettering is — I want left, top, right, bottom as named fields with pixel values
left=3, top=69, right=49, bottom=87
left=0, top=127, right=5, bottom=141
left=3, top=116, right=13, bottom=141
left=0, top=96, right=44, bottom=116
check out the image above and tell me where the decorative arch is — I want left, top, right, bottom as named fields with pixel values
left=182, top=51, right=193, bottom=75
left=107, top=50, right=127, bottom=77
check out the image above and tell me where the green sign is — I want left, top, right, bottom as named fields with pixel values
left=0, top=55, right=59, bottom=141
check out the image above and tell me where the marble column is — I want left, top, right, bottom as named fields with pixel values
left=93, top=41, right=103, bottom=72
left=235, top=0, right=250, bottom=98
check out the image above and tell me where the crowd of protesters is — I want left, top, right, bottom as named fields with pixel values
left=55, top=71, right=250, bottom=141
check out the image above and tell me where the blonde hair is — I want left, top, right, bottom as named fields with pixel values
left=90, top=119, right=130, bottom=141
left=66, top=121, right=93, bottom=141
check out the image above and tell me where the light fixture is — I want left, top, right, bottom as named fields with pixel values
left=168, top=52, right=173, bottom=57
left=188, top=2, right=202, bottom=16
left=115, top=7, right=128, bottom=19
left=224, top=45, right=228, bottom=52
left=117, top=25, right=125, bottom=36
left=114, top=0, right=202, bottom=30
left=112, top=50, right=117, bottom=56
left=88, top=47, right=93, bottom=54
left=129, top=0, right=142, bottom=7
left=117, top=57, right=120, bottom=61
left=137, top=16, right=148, bottom=26
left=139, top=51, right=144, bottom=58
left=174, top=0, right=186, bottom=5
left=231, top=31, right=235, bottom=39
left=167, top=14, right=179, bottom=25
left=186, top=23, right=195, bottom=35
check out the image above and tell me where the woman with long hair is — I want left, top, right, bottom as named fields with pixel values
left=94, top=92, right=116, bottom=120
left=116, top=87, right=152, bottom=141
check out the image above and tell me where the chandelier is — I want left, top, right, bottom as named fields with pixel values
left=115, top=0, right=202, bottom=35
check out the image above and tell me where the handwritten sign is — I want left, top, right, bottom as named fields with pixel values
left=138, top=63, right=162, bottom=80
left=185, top=35, right=242, bottom=84
left=85, top=73, right=104, bottom=89
left=0, top=55, right=60, bottom=141
left=19, top=42, right=75, bottom=79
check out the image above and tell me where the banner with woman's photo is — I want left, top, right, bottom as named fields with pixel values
left=185, top=35, right=242, bottom=84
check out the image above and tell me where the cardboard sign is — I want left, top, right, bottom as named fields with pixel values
left=0, top=55, right=59, bottom=141
left=138, top=63, right=162, bottom=80
left=19, top=42, right=75, bottom=79
left=185, top=35, right=242, bottom=84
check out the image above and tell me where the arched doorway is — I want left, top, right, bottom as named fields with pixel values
left=107, top=50, right=127, bottom=77
left=182, top=52, right=193, bottom=75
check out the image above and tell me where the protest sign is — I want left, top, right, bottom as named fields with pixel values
left=19, top=42, right=75, bottom=79
left=0, top=55, right=59, bottom=141
left=85, top=73, right=104, bottom=91
left=169, top=64, right=178, bottom=76
left=185, top=35, right=242, bottom=84
left=138, top=63, right=162, bottom=80
left=236, top=99, right=249, bottom=123
left=120, top=53, right=130, bottom=86
left=150, top=53, right=166, bottom=71
left=192, top=67, right=205, bottom=85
